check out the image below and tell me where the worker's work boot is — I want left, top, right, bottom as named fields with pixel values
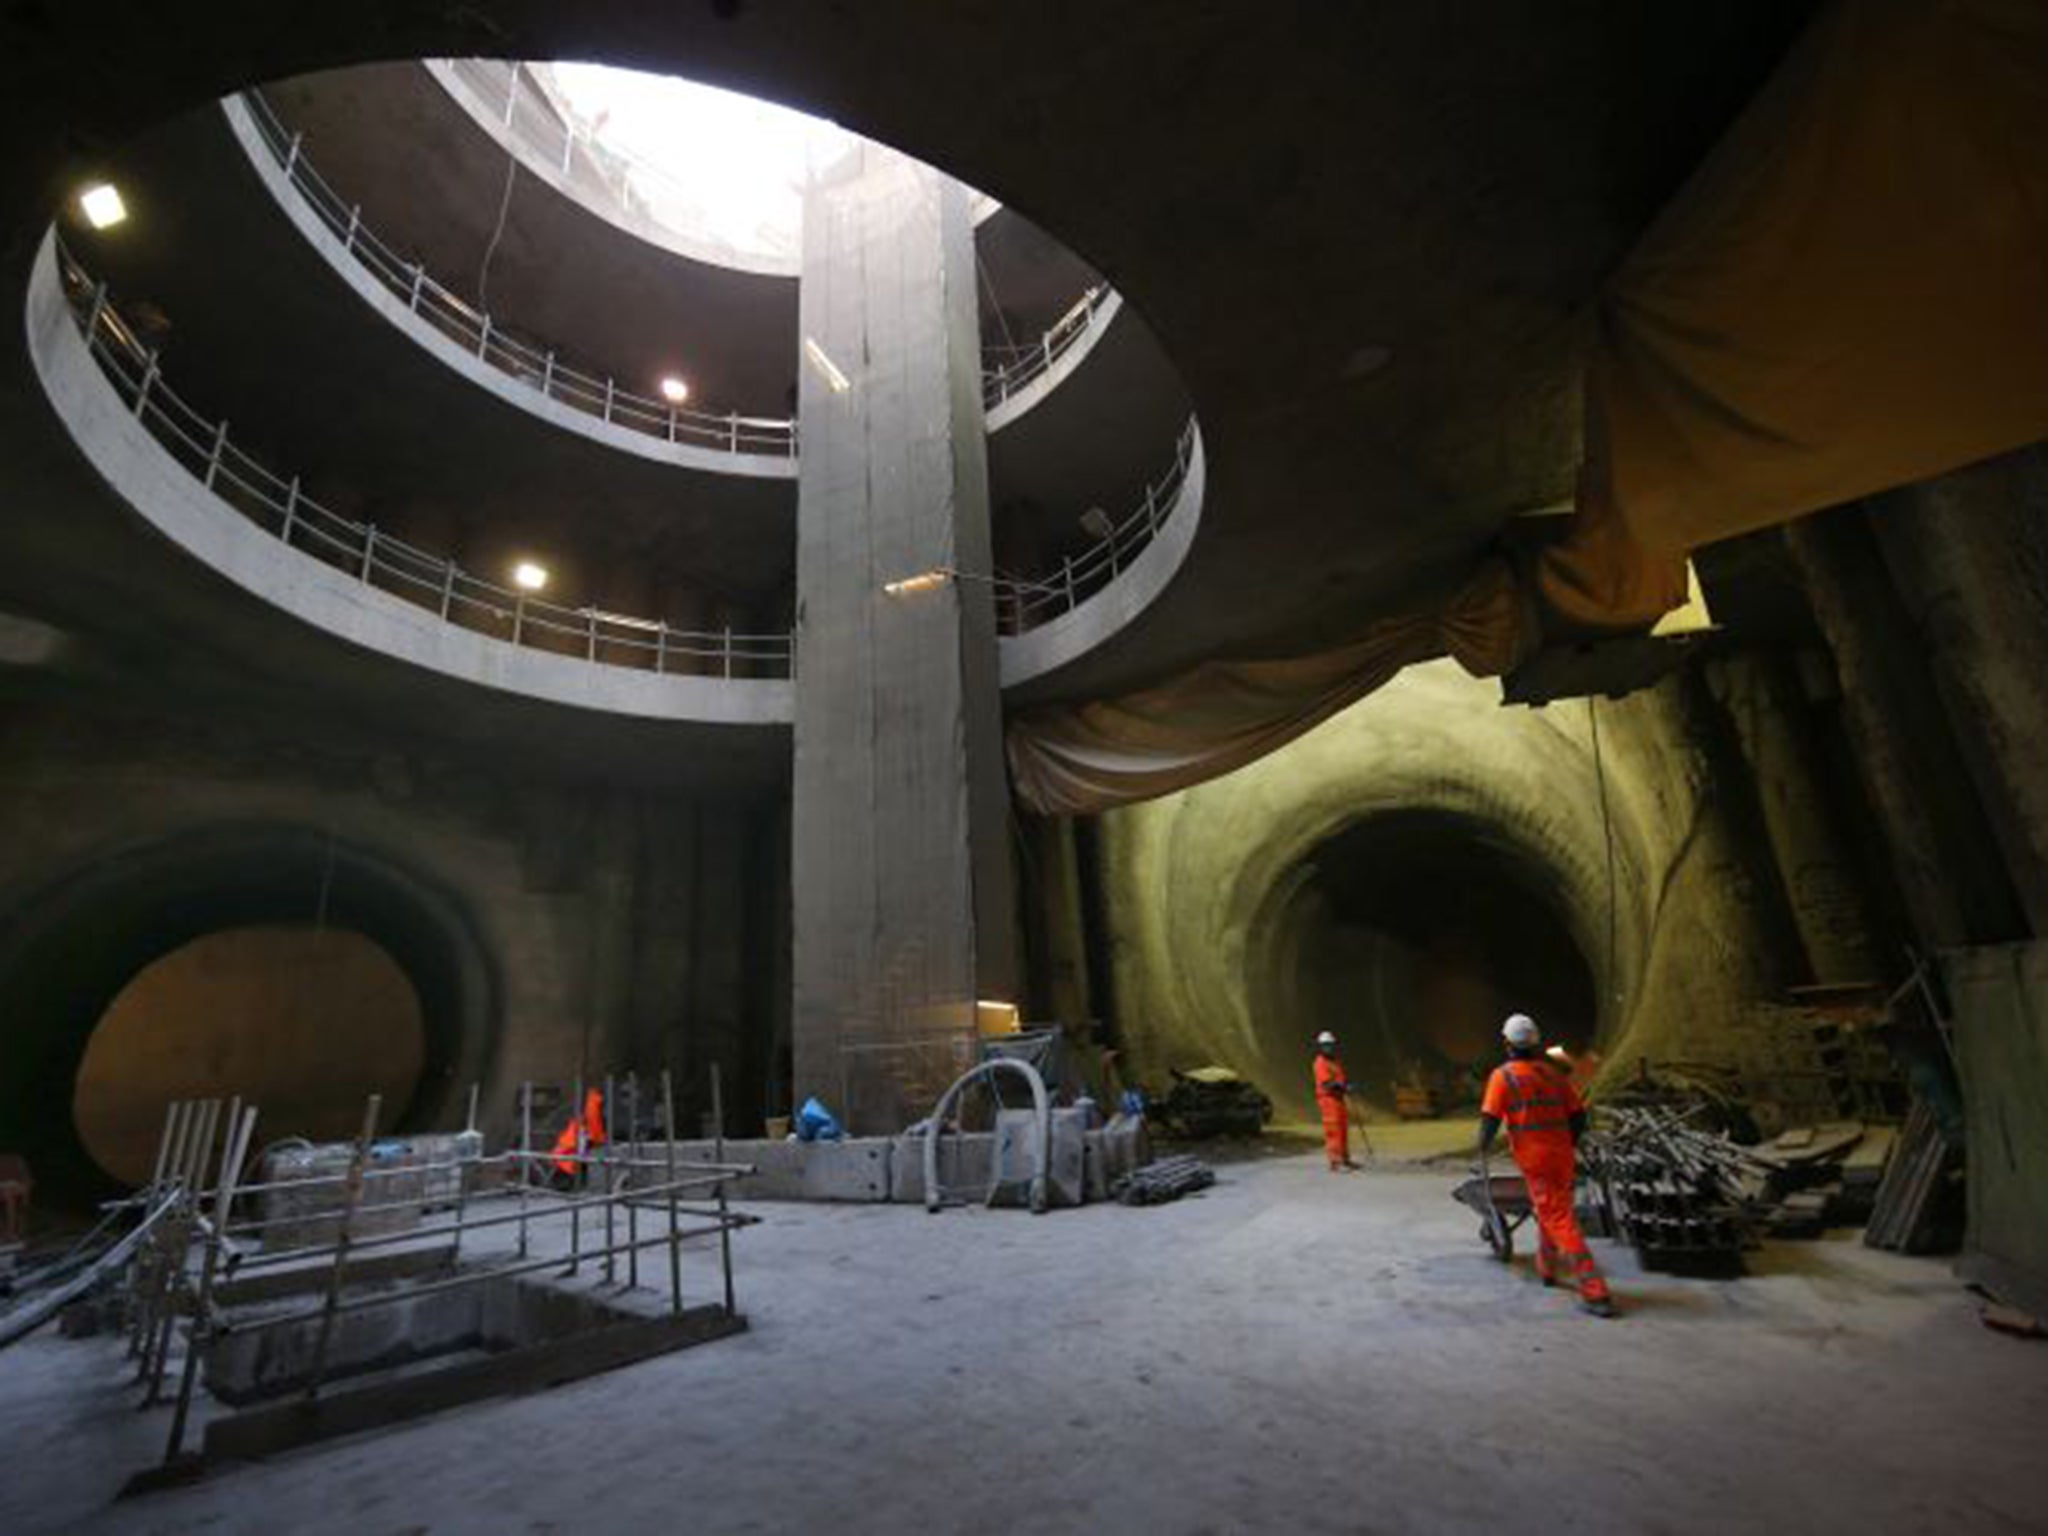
left=1579, top=1291, right=1618, bottom=1319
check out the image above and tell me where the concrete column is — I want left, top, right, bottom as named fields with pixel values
left=1870, top=445, right=2048, bottom=935
left=1701, top=653, right=1882, bottom=984
left=1785, top=508, right=2027, bottom=949
left=791, top=143, right=1017, bottom=1131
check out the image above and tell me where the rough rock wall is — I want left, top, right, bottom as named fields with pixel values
left=1096, top=660, right=1789, bottom=1121
left=0, top=694, right=785, bottom=1196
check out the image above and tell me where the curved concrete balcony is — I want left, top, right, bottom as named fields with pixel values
left=28, top=234, right=793, bottom=727
left=998, top=419, right=1203, bottom=690
left=428, top=58, right=1002, bottom=278
left=227, top=93, right=798, bottom=478
left=983, top=285, right=1118, bottom=430
left=234, top=86, right=1139, bottom=472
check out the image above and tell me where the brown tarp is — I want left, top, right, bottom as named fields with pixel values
left=1010, top=0, right=2048, bottom=816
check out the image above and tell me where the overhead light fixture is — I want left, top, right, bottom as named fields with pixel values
left=659, top=376, right=690, bottom=403
left=803, top=336, right=851, bottom=394
left=882, top=569, right=951, bottom=598
left=512, top=560, right=550, bottom=592
left=976, top=999, right=1021, bottom=1035
left=79, top=182, right=127, bottom=230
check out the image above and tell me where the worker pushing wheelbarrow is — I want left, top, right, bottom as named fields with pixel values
left=1453, top=1014, right=1617, bottom=1318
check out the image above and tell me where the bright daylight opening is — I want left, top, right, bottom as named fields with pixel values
left=538, top=63, right=848, bottom=264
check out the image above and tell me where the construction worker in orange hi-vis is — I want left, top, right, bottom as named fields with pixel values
left=1480, top=1013, right=1616, bottom=1317
left=1313, top=1031, right=1361, bottom=1172
left=550, top=1087, right=606, bottom=1183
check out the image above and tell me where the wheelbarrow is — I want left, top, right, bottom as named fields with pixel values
left=1450, top=1146, right=1533, bottom=1263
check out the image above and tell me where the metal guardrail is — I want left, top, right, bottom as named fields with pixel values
left=994, top=417, right=1199, bottom=635
left=239, top=90, right=799, bottom=459
left=982, top=284, right=1110, bottom=410
left=54, top=238, right=795, bottom=681
left=433, top=57, right=806, bottom=270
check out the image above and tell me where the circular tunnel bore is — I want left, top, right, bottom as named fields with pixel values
left=0, top=825, right=497, bottom=1206
left=72, top=925, right=426, bottom=1186
left=1255, top=810, right=1596, bottom=1119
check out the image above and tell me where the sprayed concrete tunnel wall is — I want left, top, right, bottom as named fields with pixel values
left=0, top=695, right=788, bottom=1202
left=1097, top=661, right=1794, bottom=1122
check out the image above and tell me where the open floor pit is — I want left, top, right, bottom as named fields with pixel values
left=1, top=1155, right=2038, bottom=1535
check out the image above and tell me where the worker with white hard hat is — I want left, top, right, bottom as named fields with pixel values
left=1479, top=1013, right=1615, bottom=1317
left=1313, top=1031, right=1360, bottom=1172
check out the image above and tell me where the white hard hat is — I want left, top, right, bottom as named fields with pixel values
left=1315, top=1030, right=1337, bottom=1046
left=1502, top=1014, right=1541, bottom=1048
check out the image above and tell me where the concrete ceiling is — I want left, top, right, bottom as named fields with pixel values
left=1, top=0, right=1816, bottom=705
left=261, top=62, right=803, bottom=422
left=74, top=103, right=795, bottom=619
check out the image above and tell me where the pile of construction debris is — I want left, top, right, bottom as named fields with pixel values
left=1150, top=1067, right=1271, bottom=1140
left=1578, top=1099, right=1961, bottom=1276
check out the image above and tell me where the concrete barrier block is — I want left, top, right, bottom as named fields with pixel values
left=801, top=1138, right=892, bottom=1202
left=991, top=1110, right=1089, bottom=1207
left=889, top=1133, right=995, bottom=1204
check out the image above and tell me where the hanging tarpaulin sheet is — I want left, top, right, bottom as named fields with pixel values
left=1592, top=0, right=2048, bottom=557
left=1006, top=562, right=1525, bottom=816
left=1006, top=0, right=2048, bottom=815
left=1940, top=942, right=2048, bottom=1319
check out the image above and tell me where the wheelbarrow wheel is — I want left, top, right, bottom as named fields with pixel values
left=1481, top=1210, right=1513, bottom=1263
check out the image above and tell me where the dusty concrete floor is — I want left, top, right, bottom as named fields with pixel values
left=2, top=1154, right=2040, bottom=1536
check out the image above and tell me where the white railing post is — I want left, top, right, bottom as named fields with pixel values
left=723, top=626, right=733, bottom=679
left=477, top=313, right=492, bottom=361
left=409, top=264, right=425, bottom=312
left=1144, top=481, right=1160, bottom=538
left=203, top=419, right=230, bottom=490
left=542, top=350, right=556, bottom=398
left=655, top=623, right=668, bottom=674
left=134, top=351, right=160, bottom=417
left=84, top=280, right=108, bottom=339
left=603, top=378, right=615, bottom=423
left=281, top=476, right=300, bottom=543
left=511, top=593, right=526, bottom=646
left=586, top=611, right=598, bottom=660
left=360, top=525, right=378, bottom=583
left=344, top=204, right=360, bottom=252
left=1062, top=558, right=1076, bottom=612
left=729, top=413, right=740, bottom=452
left=285, top=131, right=303, bottom=176
left=667, top=405, right=677, bottom=443
left=438, top=560, right=457, bottom=619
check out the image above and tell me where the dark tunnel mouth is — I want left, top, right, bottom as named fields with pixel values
left=0, top=823, right=499, bottom=1208
left=1252, top=807, right=1598, bottom=1116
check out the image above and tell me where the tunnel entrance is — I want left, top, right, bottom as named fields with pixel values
left=1258, top=810, right=1596, bottom=1118
left=0, top=825, right=496, bottom=1207
left=72, top=925, right=426, bottom=1186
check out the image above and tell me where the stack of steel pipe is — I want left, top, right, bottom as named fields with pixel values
left=1111, top=1155, right=1214, bottom=1206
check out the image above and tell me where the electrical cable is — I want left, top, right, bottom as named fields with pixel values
left=1588, top=696, right=1621, bottom=1018
left=477, top=146, right=520, bottom=307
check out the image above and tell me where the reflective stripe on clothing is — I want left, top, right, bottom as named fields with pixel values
left=1481, top=1059, right=1583, bottom=1150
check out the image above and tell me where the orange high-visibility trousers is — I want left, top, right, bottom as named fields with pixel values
left=1514, top=1137, right=1610, bottom=1303
left=1319, top=1098, right=1350, bottom=1167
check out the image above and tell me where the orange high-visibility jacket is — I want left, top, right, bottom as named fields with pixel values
left=1481, top=1058, right=1582, bottom=1154
left=550, top=1088, right=607, bottom=1176
left=1314, top=1054, right=1350, bottom=1104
